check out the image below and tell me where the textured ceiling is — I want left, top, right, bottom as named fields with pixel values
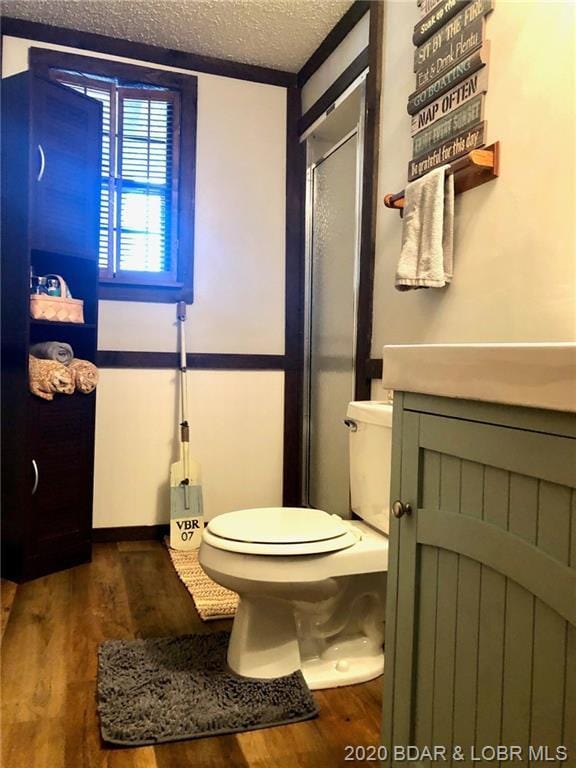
left=2, top=0, right=355, bottom=72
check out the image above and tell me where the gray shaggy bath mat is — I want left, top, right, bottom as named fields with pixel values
left=97, top=631, right=318, bottom=746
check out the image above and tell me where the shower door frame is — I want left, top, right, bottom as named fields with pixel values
left=301, top=82, right=367, bottom=507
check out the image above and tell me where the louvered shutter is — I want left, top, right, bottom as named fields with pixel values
left=115, top=88, right=180, bottom=283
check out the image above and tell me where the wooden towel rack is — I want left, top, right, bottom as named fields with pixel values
left=384, top=142, right=500, bottom=211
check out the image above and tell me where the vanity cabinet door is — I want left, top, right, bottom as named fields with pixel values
left=382, top=396, right=576, bottom=765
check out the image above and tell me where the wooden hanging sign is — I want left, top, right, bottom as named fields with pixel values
left=408, top=121, right=486, bottom=180
left=407, top=41, right=489, bottom=115
left=415, top=16, right=484, bottom=89
left=411, top=66, right=488, bottom=136
left=418, top=0, right=445, bottom=19
left=414, top=0, right=493, bottom=72
left=413, top=94, right=484, bottom=158
left=413, top=0, right=470, bottom=47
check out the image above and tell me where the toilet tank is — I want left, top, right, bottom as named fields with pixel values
left=346, top=401, right=393, bottom=535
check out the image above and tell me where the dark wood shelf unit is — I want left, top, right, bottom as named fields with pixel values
left=1, top=71, right=102, bottom=582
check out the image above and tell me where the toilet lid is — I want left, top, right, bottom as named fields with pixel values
left=202, top=525, right=359, bottom=556
left=207, top=507, right=351, bottom=545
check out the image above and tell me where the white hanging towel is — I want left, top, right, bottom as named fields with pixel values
left=395, top=165, right=454, bottom=291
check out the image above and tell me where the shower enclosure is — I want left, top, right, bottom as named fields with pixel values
left=303, top=82, right=365, bottom=517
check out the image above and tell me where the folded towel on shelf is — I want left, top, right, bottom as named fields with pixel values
left=69, top=359, right=99, bottom=394
left=29, top=341, right=74, bottom=365
left=395, top=165, right=454, bottom=291
left=29, top=355, right=75, bottom=400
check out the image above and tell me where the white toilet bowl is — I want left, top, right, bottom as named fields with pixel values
left=198, top=401, right=393, bottom=690
left=199, top=509, right=388, bottom=690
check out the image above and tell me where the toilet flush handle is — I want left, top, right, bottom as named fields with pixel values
left=392, top=500, right=412, bottom=519
left=343, top=418, right=358, bottom=432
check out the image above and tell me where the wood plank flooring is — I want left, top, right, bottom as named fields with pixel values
left=1, top=542, right=383, bottom=768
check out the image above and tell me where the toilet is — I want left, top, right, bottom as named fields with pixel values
left=198, top=401, right=392, bottom=690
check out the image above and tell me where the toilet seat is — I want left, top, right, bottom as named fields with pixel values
left=204, top=507, right=360, bottom=556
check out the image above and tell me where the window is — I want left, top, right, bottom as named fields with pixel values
left=52, top=74, right=180, bottom=283
left=31, top=48, right=197, bottom=302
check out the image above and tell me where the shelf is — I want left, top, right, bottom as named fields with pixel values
left=30, top=319, right=96, bottom=329
left=29, top=320, right=97, bottom=361
left=384, top=142, right=500, bottom=212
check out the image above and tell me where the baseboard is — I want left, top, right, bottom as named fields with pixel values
left=92, top=524, right=169, bottom=543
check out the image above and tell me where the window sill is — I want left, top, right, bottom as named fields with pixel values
left=99, top=277, right=184, bottom=288
left=98, top=282, right=192, bottom=304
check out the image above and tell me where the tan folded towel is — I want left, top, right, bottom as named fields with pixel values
left=69, top=359, right=99, bottom=394
left=29, top=355, right=75, bottom=400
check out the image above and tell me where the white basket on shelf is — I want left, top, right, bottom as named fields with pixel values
left=29, top=274, right=84, bottom=323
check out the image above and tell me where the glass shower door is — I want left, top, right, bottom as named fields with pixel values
left=306, top=131, right=359, bottom=516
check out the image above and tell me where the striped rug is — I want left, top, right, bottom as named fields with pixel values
left=165, top=539, right=238, bottom=621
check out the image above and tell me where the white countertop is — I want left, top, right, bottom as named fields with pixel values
left=382, top=343, right=576, bottom=413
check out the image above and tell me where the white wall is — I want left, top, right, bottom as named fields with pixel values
left=373, top=0, right=576, bottom=363
left=301, top=11, right=370, bottom=114
left=93, top=370, right=284, bottom=526
left=3, top=36, right=287, bottom=355
left=3, top=35, right=287, bottom=525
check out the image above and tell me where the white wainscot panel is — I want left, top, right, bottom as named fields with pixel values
left=93, top=369, right=284, bottom=528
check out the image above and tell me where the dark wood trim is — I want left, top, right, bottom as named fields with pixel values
left=2, top=17, right=296, bottom=88
left=97, top=284, right=187, bottom=303
left=298, top=47, right=369, bottom=136
left=30, top=46, right=195, bottom=89
left=366, top=358, right=384, bottom=380
left=297, top=1, right=371, bottom=88
left=282, top=6, right=380, bottom=503
left=97, top=351, right=286, bottom=370
left=92, top=524, right=169, bottom=543
left=282, top=85, right=306, bottom=507
left=30, top=47, right=198, bottom=304
left=354, top=4, right=384, bottom=400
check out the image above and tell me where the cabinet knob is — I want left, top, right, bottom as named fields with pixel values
left=392, top=500, right=412, bottom=519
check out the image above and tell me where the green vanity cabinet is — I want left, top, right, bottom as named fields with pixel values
left=382, top=393, right=576, bottom=766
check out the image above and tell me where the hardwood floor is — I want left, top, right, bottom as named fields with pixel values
left=1, top=542, right=383, bottom=768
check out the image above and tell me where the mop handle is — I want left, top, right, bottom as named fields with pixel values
left=177, top=301, right=187, bottom=373
left=177, top=301, right=189, bottom=458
